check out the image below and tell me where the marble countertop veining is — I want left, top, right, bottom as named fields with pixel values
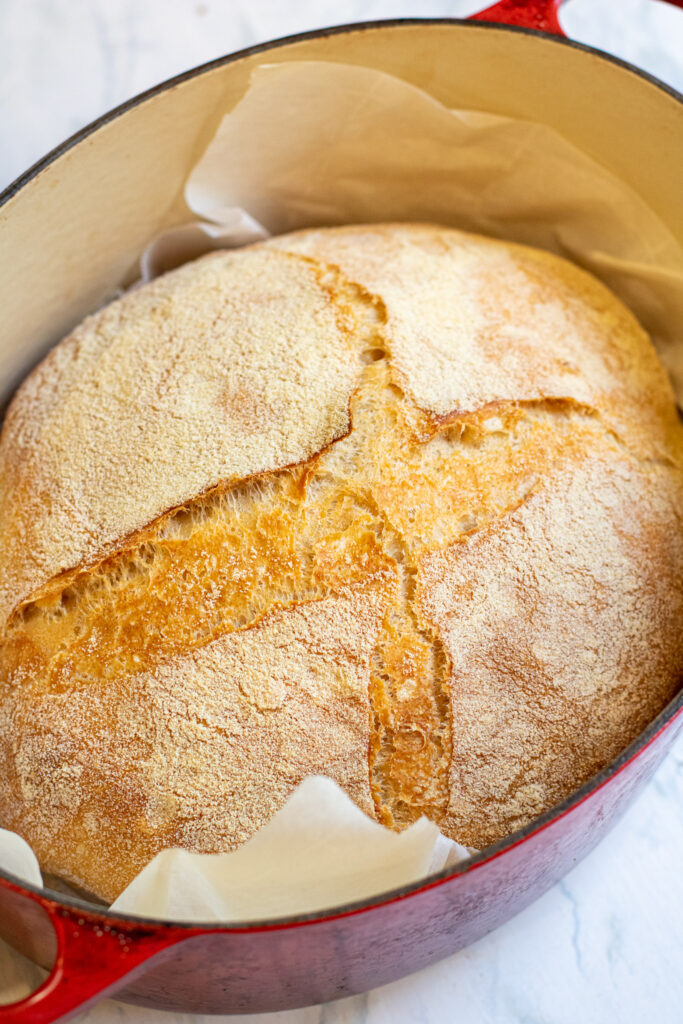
left=0, top=1, right=682, bottom=1022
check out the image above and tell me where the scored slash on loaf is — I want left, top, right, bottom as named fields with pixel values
left=0, top=224, right=682, bottom=902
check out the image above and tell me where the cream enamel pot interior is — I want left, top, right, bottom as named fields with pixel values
left=0, top=4, right=682, bottom=1021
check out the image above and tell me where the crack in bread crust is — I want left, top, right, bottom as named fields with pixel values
left=2, top=224, right=683, bottom=901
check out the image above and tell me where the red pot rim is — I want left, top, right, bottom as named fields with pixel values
left=0, top=15, right=681, bottom=934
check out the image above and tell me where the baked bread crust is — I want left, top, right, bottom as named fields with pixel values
left=1, top=224, right=681, bottom=902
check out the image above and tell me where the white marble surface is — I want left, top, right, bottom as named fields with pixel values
left=0, top=1, right=682, bottom=1021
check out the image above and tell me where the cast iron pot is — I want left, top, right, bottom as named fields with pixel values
left=1, top=2, right=682, bottom=1020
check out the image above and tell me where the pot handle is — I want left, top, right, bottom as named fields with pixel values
left=2, top=888, right=196, bottom=1024
left=469, top=0, right=567, bottom=35
left=470, top=0, right=683, bottom=35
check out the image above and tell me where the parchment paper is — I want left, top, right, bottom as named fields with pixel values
left=2, top=58, right=682, bottom=922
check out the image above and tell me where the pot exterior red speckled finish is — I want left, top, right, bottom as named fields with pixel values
left=0, top=5, right=682, bottom=1020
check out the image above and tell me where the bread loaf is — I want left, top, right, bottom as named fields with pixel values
left=0, top=224, right=682, bottom=903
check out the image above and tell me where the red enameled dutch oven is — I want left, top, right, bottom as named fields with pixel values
left=1, top=1, right=683, bottom=1019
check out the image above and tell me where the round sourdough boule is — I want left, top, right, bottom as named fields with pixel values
left=1, top=223, right=683, bottom=903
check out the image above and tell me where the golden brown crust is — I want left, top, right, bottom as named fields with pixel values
left=267, top=224, right=682, bottom=458
left=1, top=223, right=682, bottom=901
left=0, top=590, right=384, bottom=901
left=419, top=440, right=683, bottom=846
left=0, top=248, right=363, bottom=628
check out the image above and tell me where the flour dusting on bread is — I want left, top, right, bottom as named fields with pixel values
left=1, top=224, right=682, bottom=902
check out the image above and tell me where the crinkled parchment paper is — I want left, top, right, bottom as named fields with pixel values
left=3, top=58, right=683, bottom=922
